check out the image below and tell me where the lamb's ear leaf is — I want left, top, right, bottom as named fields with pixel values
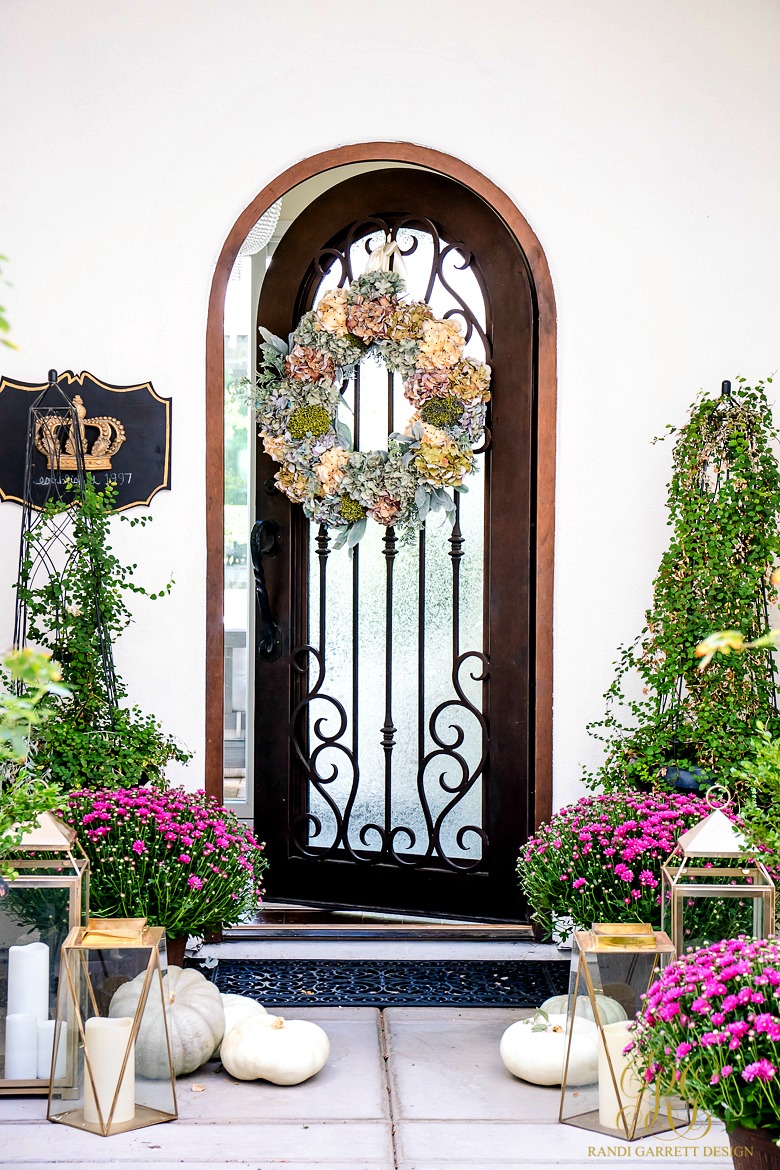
left=258, top=326, right=289, bottom=355
left=415, top=484, right=429, bottom=511
left=331, top=526, right=349, bottom=550
left=435, top=488, right=456, bottom=515
left=335, top=420, right=353, bottom=448
left=347, top=518, right=367, bottom=549
left=530, top=1008, right=551, bottom=1031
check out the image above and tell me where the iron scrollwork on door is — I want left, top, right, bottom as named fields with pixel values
left=289, top=215, right=492, bottom=872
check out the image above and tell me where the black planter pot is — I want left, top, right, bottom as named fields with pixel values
left=660, top=765, right=713, bottom=794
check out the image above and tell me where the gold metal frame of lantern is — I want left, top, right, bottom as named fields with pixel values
left=0, top=813, right=89, bottom=1096
left=559, top=923, right=679, bottom=1142
left=48, top=918, right=177, bottom=1136
left=661, top=807, right=776, bottom=957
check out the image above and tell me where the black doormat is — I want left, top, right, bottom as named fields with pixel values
left=188, top=958, right=569, bottom=1008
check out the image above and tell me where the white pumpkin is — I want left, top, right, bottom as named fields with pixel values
left=500, top=1012, right=598, bottom=1086
left=109, top=965, right=225, bottom=1078
left=215, top=993, right=269, bottom=1057
left=540, top=993, right=627, bottom=1026
left=221, top=1014, right=330, bottom=1085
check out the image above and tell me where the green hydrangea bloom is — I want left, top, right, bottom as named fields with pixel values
left=339, top=496, right=367, bottom=523
left=420, top=396, right=464, bottom=429
left=288, top=404, right=332, bottom=440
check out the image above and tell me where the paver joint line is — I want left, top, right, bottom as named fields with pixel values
left=378, top=1009, right=400, bottom=1170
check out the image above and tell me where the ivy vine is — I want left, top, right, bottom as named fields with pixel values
left=587, top=378, right=780, bottom=792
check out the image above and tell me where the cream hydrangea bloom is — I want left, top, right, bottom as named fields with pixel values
left=314, top=446, right=350, bottom=494
left=416, top=318, right=465, bottom=371
left=315, top=288, right=350, bottom=336
left=262, top=432, right=287, bottom=461
left=275, top=467, right=310, bottom=502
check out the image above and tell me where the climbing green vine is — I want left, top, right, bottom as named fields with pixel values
left=587, top=378, right=780, bottom=792
left=18, top=479, right=191, bottom=789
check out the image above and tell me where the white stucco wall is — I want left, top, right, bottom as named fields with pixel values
left=2, top=0, right=778, bottom=811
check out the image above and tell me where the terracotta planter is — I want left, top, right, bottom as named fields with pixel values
left=729, top=1126, right=780, bottom=1170
left=165, top=934, right=187, bottom=968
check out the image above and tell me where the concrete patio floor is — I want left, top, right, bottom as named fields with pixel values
left=3, top=1006, right=732, bottom=1170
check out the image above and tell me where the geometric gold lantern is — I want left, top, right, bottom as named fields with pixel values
left=661, top=809, right=776, bottom=956
left=559, top=923, right=679, bottom=1141
left=1, top=812, right=89, bottom=1096
left=47, top=919, right=177, bottom=1136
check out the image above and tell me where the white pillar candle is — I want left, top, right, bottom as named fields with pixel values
left=5, top=1013, right=38, bottom=1079
left=598, top=1020, right=643, bottom=1132
left=83, top=1017, right=135, bottom=1129
left=7, top=941, right=50, bottom=1023
left=37, top=1019, right=67, bottom=1081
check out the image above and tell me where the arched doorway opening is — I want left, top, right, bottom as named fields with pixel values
left=205, top=144, right=556, bottom=920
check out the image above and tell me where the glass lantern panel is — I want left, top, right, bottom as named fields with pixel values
left=49, top=936, right=176, bottom=1133
left=560, top=934, right=681, bottom=1141
left=1, top=860, right=87, bottom=1088
left=677, top=887, right=768, bottom=950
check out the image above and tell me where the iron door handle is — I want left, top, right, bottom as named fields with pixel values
left=250, top=519, right=282, bottom=661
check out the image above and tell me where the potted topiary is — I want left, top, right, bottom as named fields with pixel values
left=17, top=478, right=190, bottom=789
left=587, top=379, right=780, bottom=794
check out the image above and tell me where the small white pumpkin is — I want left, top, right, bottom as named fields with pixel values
left=500, top=1012, right=598, bottom=1086
left=539, top=993, right=627, bottom=1026
left=221, top=1014, right=330, bottom=1085
left=215, top=993, right=269, bottom=1057
left=109, top=965, right=224, bottom=1078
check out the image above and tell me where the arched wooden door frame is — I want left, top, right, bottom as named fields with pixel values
left=205, top=142, right=556, bottom=832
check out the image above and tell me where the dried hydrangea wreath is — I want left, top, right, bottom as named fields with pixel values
left=246, top=265, right=491, bottom=548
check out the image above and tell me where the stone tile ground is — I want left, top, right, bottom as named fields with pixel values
left=2, top=1006, right=732, bottom=1170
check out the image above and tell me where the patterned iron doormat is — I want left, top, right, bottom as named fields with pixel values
left=190, top=959, right=570, bottom=1008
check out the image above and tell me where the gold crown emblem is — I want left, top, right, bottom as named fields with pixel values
left=35, top=395, right=126, bottom=471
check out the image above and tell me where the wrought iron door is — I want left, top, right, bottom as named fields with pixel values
left=254, top=169, right=536, bottom=920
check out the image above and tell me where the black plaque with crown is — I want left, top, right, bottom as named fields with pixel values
left=0, top=370, right=171, bottom=511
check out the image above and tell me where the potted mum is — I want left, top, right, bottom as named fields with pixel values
left=630, top=937, right=780, bottom=1168
left=517, top=791, right=772, bottom=944
left=63, top=786, right=268, bottom=964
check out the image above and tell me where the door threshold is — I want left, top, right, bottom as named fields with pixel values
left=223, top=924, right=534, bottom=941
left=224, top=904, right=533, bottom=941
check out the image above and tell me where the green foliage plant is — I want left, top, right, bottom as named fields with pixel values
left=18, top=478, right=191, bottom=789
left=588, top=379, right=780, bottom=792
left=0, top=648, right=70, bottom=879
left=729, top=723, right=780, bottom=867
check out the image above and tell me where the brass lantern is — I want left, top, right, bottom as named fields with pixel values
left=661, top=809, right=776, bottom=956
left=1, top=813, right=89, bottom=1095
left=47, top=918, right=177, bottom=1136
left=559, top=923, right=679, bottom=1141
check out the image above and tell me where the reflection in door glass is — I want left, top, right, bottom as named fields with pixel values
left=223, top=257, right=253, bottom=803
left=306, top=227, right=488, bottom=862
